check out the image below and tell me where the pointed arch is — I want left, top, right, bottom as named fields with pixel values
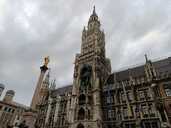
left=77, top=123, right=84, bottom=128
left=78, top=108, right=85, bottom=120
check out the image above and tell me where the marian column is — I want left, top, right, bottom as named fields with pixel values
left=31, top=56, right=50, bottom=110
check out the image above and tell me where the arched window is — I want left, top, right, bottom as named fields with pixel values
left=78, top=108, right=85, bottom=120
left=77, top=123, right=84, bottom=128
left=79, top=94, right=86, bottom=105
left=117, top=109, right=122, bottom=120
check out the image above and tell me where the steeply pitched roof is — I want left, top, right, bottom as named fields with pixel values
left=51, top=85, right=72, bottom=97
left=12, top=101, right=29, bottom=109
left=49, top=57, right=171, bottom=94
left=153, top=57, right=171, bottom=76
left=106, top=57, right=171, bottom=85
left=0, top=101, right=29, bottom=110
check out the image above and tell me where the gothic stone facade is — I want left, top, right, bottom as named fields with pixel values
left=35, top=8, right=171, bottom=128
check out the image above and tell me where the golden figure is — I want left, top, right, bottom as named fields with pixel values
left=44, top=56, right=50, bottom=66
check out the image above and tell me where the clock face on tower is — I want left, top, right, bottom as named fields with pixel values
left=80, top=64, right=92, bottom=90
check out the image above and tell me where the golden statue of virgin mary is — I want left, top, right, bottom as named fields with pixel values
left=44, top=56, right=50, bottom=67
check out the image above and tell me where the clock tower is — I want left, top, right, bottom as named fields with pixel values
left=69, top=6, right=111, bottom=128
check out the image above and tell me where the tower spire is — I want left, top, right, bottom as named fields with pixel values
left=88, top=6, right=100, bottom=30
left=91, top=5, right=97, bottom=17
left=93, top=5, right=96, bottom=15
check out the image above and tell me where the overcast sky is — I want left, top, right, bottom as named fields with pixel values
left=0, top=0, right=171, bottom=106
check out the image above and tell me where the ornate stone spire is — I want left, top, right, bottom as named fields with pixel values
left=81, top=6, right=107, bottom=59
left=92, top=5, right=97, bottom=16
left=88, top=6, right=100, bottom=30
left=144, top=54, right=157, bottom=80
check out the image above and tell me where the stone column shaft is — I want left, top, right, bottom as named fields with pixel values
left=31, top=65, right=48, bottom=109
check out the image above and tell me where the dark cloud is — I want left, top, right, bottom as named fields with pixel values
left=0, top=0, right=171, bottom=106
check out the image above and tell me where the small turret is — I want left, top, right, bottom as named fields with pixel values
left=3, top=90, right=15, bottom=103
left=0, top=83, right=5, bottom=98
left=145, top=54, right=148, bottom=62
left=144, top=54, right=157, bottom=81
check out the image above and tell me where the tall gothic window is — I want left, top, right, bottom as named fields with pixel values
left=148, top=103, right=155, bottom=117
left=135, top=105, right=140, bottom=118
left=78, top=108, right=85, bottom=120
left=80, top=65, right=92, bottom=91
left=121, top=92, right=126, bottom=103
left=108, top=110, right=112, bottom=119
left=107, top=109, right=115, bottom=120
left=123, top=107, right=128, bottom=119
left=79, top=94, right=86, bottom=105
left=141, top=104, right=148, bottom=117
left=117, top=109, right=122, bottom=120
left=106, top=96, right=111, bottom=104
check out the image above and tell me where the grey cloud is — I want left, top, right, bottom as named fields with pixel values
left=0, top=0, right=171, bottom=105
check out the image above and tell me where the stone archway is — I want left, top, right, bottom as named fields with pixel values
left=77, top=123, right=84, bottom=128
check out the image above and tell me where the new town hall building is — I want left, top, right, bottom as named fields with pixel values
left=31, top=7, right=171, bottom=128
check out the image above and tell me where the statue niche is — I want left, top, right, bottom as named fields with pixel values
left=80, top=65, right=92, bottom=90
